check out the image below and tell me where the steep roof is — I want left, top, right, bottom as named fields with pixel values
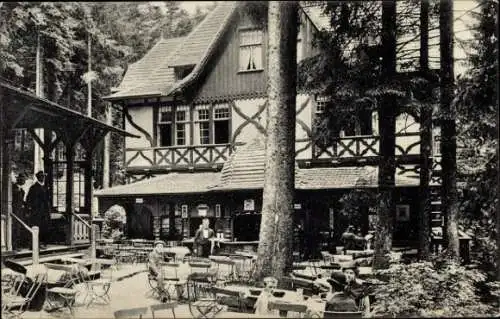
left=106, top=37, right=184, bottom=100
left=105, top=2, right=325, bottom=101
left=170, top=2, right=238, bottom=67
left=301, top=4, right=331, bottom=31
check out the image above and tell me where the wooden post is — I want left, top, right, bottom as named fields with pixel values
left=0, top=98, right=13, bottom=251
left=90, top=224, right=97, bottom=270
left=32, top=226, right=39, bottom=265
left=84, top=150, right=93, bottom=216
left=66, top=143, right=75, bottom=245
left=103, top=105, right=111, bottom=188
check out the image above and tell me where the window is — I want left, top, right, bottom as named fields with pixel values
left=239, top=29, right=263, bottom=71
left=214, top=104, right=230, bottom=144
left=157, top=106, right=190, bottom=146
left=158, top=106, right=173, bottom=146
left=297, top=22, right=303, bottom=62
left=315, top=96, right=329, bottom=114
left=194, top=104, right=231, bottom=145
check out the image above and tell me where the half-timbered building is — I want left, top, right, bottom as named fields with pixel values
left=96, top=2, right=443, bottom=252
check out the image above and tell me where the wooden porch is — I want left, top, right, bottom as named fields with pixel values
left=0, top=81, right=137, bottom=263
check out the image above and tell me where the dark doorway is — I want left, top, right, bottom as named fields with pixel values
left=233, top=214, right=261, bottom=241
left=126, top=204, right=154, bottom=240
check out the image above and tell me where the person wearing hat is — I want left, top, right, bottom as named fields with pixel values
left=148, top=240, right=167, bottom=297
left=26, top=171, right=50, bottom=249
left=194, top=218, right=214, bottom=258
left=324, top=271, right=359, bottom=312
left=341, top=262, right=370, bottom=312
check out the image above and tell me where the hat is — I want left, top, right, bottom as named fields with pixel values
left=327, top=271, right=347, bottom=291
left=35, top=170, right=46, bottom=177
left=154, top=240, right=166, bottom=247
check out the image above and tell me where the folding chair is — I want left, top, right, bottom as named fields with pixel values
left=268, top=300, right=308, bottom=318
left=44, top=263, right=81, bottom=315
left=212, top=286, right=247, bottom=313
left=322, top=311, right=363, bottom=318
left=150, top=301, right=177, bottom=319
left=187, top=283, right=224, bottom=319
left=86, top=259, right=115, bottom=307
left=113, top=306, right=149, bottom=319
left=2, top=269, right=47, bottom=318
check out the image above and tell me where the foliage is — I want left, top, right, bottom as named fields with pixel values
left=454, top=0, right=498, bottom=277
left=371, top=261, right=494, bottom=317
left=101, top=205, right=126, bottom=240
left=338, top=189, right=376, bottom=228
left=1, top=2, right=211, bottom=186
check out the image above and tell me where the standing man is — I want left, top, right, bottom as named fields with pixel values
left=194, top=218, right=214, bottom=258
left=11, top=172, right=27, bottom=250
left=26, top=171, right=50, bottom=249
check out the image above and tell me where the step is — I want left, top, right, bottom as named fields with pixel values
left=17, top=252, right=86, bottom=266
left=431, top=201, right=442, bottom=205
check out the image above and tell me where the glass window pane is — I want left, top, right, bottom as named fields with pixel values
left=160, top=111, right=172, bottom=123
left=176, top=111, right=186, bottom=122
left=240, top=30, right=262, bottom=46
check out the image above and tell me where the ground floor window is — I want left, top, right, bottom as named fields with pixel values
left=233, top=214, right=261, bottom=241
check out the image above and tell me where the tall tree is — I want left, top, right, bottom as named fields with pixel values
left=439, top=0, right=459, bottom=259
left=254, top=1, right=298, bottom=280
left=418, top=0, right=432, bottom=260
left=373, top=0, right=398, bottom=270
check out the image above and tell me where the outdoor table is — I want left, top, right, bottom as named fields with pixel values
left=161, top=246, right=191, bottom=262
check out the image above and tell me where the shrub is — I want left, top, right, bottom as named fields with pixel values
left=371, top=260, right=493, bottom=317
left=101, top=205, right=126, bottom=240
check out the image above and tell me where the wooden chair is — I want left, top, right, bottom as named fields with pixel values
left=322, top=311, right=363, bottom=318
left=212, top=286, right=247, bottom=312
left=113, top=307, right=149, bottom=319
left=150, top=301, right=177, bottom=319
left=268, top=300, right=308, bottom=318
left=44, top=263, right=82, bottom=315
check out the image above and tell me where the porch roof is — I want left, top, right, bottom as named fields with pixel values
left=93, top=172, right=221, bottom=197
left=0, top=81, right=137, bottom=137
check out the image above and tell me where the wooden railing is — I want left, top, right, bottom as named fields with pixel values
left=125, top=143, right=232, bottom=171
left=72, top=213, right=91, bottom=244
left=313, top=132, right=421, bottom=160
left=8, top=211, right=40, bottom=264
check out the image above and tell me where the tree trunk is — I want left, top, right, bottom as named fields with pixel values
left=439, top=0, right=459, bottom=259
left=253, top=1, right=298, bottom=281
left=373, top=0, right=397, bottom=270
left=418, top=0, right=431, bottom=260
left=103, top=104, right=112, bottom=188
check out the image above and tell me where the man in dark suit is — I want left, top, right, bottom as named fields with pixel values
left=26, top=171, right=50, bottom=248
left=194, top=218, right=214, bottom=257
left=12, top=172, right=27, bottom=250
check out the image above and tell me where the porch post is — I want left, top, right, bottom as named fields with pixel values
left=84, top=149, right=93, bottom=216
left=65, top=143, right=75, bottom=245
left=0, top=101, right=13, bottom=251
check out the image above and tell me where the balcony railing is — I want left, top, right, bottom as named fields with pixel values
left=125, top=144, right=232, bottom=171
left=313, top=132, right=421, bottom=161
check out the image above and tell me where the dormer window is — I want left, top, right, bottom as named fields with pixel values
left=175, top=66, right=194, bottom=81
left=239, top=29, right=263, bottom=71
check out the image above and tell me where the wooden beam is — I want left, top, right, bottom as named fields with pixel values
left=65, top=143, right=75, bottom=245
left=9, top=106, right=31, bottom=130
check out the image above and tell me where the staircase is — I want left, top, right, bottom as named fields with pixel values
left=1, top=243, right=90, bottom=265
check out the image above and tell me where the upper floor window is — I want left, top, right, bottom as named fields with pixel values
left=297, top=22, right=303, bottom=63
left=239, top=29, right=263, bottom=71
left=158, top=106, right=190, bottom=147
left=194, top=104, right=231, bottom=145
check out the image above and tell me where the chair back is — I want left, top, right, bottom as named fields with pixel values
left=323, top=311, right=363, bottom=318
left=24, top=271, right=47, bottom=305
left=150, top=301, right=177, bottom=319
left=114, top=307, right=149, bottom=319
left=189, top=262, right=211, bottom=274
left=162, top=262, right=180, bottom=279
left=268, top=300, right=308, bottom=313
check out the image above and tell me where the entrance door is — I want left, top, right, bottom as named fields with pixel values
left=126, top=205, right=154, bottom=240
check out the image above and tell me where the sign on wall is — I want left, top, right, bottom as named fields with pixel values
left=215, top=204, right=221, bottom=218
left=135, top=198, right=144, bottom=204
left=197, top=204, right=208, bottom=217
left=181, top=205, right=188, bottom=218
left=244, top=199, right=255, bottom=211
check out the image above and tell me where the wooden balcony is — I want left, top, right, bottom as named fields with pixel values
left=125, top=144, right=232, bottom=172
left=309, top=132, right=422, bottom=166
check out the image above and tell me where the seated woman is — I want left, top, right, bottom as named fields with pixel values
left=148, top=241, right=167, bottom=294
